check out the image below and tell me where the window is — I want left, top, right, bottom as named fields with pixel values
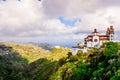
left=94, top=39, right=98, bottom=42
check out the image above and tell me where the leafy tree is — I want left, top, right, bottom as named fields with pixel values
left=103, top=42, right=120, bottom=57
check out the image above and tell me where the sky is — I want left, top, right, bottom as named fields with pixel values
left=0, top=0, right=120, bottom=47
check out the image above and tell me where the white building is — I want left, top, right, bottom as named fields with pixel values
left=72, top=42, right=87, bottom=55
left=72, top=26, right=114, bottom=55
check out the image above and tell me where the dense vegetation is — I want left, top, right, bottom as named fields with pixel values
left=0, top=42, right=71, bottom=80
left=50, top=42, right=120, bottom=80
left=0, top=42, right=120, bottom=80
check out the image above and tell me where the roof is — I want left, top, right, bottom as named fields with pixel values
left=85, top=35, right=109, bottom=41
left=92, top=29, right=99, bottom=34
left=99, top=37, right=109, bottom=40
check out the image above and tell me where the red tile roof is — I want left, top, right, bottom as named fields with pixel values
left=85, top=35, right=109, bottom=41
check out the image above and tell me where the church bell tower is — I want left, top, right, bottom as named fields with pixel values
left=106, top=26, right=114, bottom=41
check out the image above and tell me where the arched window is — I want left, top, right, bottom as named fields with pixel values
left=94, top=39, right=98, bottom=42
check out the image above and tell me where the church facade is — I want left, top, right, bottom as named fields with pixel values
left=84, top=26, right=114, bottom=48
left=72, top=26, right=114, bottom=55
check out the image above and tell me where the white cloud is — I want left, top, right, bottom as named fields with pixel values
left=42, top=0, right=100, bottom=18
left=0, top=0, right=44, bottom=28
left=0, top=0, right=120, bottom=46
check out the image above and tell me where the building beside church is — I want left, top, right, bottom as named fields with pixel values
left=72, top=26, right=114, bottom=55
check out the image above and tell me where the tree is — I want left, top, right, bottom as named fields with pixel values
left=103, top=42, right=120, bottom=57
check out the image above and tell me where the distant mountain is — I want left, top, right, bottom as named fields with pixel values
left=28, top=42, right=53, bottom=51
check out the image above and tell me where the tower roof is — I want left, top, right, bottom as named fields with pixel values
left=110, top=26, right=114, bottom=30
left=92, top=28, right=99, bottom=35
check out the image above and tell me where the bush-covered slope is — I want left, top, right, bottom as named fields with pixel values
left=25, top=46, right=72, bottom=80
left=50, top=42, right=120, bottom=80
left=1, top=42, right=120, bottom=80
left=0, top=42, right=71, bottom=80
left=47, top=47, right=72, bottom=61
left=2, top=42, right=49, bottom=63
left=0, top=42, right=50, bottom=80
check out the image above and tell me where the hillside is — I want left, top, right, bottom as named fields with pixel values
left=50, top=42, right=120, bottom=80
left=1, top=42, right=120, bottom=80
left=47, top=47, right=72, bottom=61
left=2, top=42, right=49, bottom=63
left=0, top=42, right=71, bottom=80
left=24, top=46, right=72, bottom=80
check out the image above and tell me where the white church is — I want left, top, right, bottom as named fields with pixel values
left=72, top=26, right=114, bottom=55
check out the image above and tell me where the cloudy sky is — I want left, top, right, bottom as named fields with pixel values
left=0, top=0, right=120, bottom=47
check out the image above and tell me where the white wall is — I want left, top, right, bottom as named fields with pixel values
left=87, top=41, right=92, bottom=47
left=72, top=48, right=87, bottom=55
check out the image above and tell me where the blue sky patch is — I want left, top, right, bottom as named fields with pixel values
left=58, top=16, right=81, bottom=26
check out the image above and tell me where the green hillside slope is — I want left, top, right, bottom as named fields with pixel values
left=1, top=42, right=120, bottom=80
left=2, top=42, right=49, bottom=63
left=0, top=42, right=71, bottom=80
left=25, top=46, right=72, bottom=80
left=0, top=42, right=50, bottom=80
left=50, top=42, right=120, bottom=80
